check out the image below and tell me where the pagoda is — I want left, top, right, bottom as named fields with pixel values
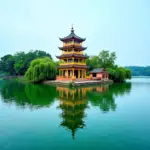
left=56, top=26, right=88, bottom=81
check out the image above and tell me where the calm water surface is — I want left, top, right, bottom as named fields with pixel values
left=0, top=77, right=150, bottom=150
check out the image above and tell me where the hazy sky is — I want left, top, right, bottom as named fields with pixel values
left=0, top=0, right=150, bottom=66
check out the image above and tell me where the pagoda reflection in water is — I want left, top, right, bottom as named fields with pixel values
left=57, top=85, right=109, bottom=139
left=57, top=87, right=88, bottom=139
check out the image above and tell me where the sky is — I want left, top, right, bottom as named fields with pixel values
left=0, top=0, right=150, bottom=66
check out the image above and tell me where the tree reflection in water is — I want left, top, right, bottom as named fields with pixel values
left=57, top=83, right=131, bottom=138
left=0, top=80, right=57, bottom=109
left=0, top=80, right=131, bottom=138
left=87, top=83, right=131, bottom=112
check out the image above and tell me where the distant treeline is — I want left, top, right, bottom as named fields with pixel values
left=125, top=66, right=150, bottom=76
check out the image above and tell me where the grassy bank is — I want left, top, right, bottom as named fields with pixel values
left=15, top=76, right=27, bottom=83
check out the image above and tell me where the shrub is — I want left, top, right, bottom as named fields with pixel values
left=25, top=57, right=56, bottom=83
left=106, top=67, right=132, bottom=82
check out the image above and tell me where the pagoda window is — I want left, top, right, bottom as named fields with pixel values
left=64, top=59, right=67, bottom=62
left=75, top=41, right=79, bottom=44
left=74, top=58, right=78, bottom=62
left=68, top=59, right=72, bottom=62
left=75, top=50, right=79, bottom=52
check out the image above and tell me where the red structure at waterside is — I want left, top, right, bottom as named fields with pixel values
left=90, top=68, right=109, bottom=80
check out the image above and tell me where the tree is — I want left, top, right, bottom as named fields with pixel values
left=14, top=52, right=26, bottom=75
left=125, top=69, right=132, bottom=79
left=6, top=57, right=16, bottom=75
left=86, top=50, right=117, bottom=72
left=25, top=57, right=56, bottom=83
left=86, top=56, right=100, bottom=71
left=86, top=50, right=131, bottom=82
left=98, top=50, right=116, bottom=69
left=0, top=54, right=16, bottom=75
left=105, top=68, right=116, bottom=80
left=0, top=50, right=52, bottom=76
left=106, top=67, right=132, bottom=82
left=114, top=67, right=126, bottom=82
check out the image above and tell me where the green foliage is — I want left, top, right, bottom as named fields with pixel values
left=86, top=50, right=117, bottom=72
left=106, top=67, right=132, bottom=82
left=105, top=68, right=115, bottom=79
left=98, top=50, right=116, bottom=68
left=54, top=61, right=60, bottom=75
left=25, top=57, right=56, bottom=83
left=125, top=69, right=132, bottom=79
left=86, top=50, right=132, bottom=82
left=0, top=54, right=16, bottom=75
left=0, top=50, right=52, bottom=76
left=86, top=56, right=100, bottom=71
left=115, top=67, right=126, bottom=82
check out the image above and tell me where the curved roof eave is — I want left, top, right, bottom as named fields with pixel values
left=59, top=31, right=86, bottom=42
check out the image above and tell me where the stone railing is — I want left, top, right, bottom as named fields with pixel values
left=62, top=51, right=83, bottom=55
left=60, top=62, right=86, bottom=65
left=63, top=43, right=81, bottom=47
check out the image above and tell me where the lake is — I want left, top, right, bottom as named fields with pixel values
left=0, top=77, right=150, bottom=150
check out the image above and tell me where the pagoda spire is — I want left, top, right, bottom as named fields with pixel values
left=71, top=24, right=74, bottom=33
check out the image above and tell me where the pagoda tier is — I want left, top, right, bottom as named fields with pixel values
left=59, top=27, right=86, bottom=42
left=58, top=45, right=87, bottom=51
left=56, top=54, right=88, bottom=59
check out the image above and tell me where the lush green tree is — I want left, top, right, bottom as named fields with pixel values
left=86, top=50, right=131, bottom=82
left=0, top=54, right=16, bottom=75
left=106, top=67, right=132, bottom=82
left=114, top=67, right=126, bottom=82
left=105, top=68, right=116, bottom=80
left=0, top=50, right=52, bottom=76
left=86, top=56, right=100, bottom=71
left=54, top=61, right=60, bottom=75
left=86, top=50, right=117, bottom=72
left=125, top=69, right=132, bottom=79
left=25, top=57, right=56, bottom=83
left=98, top=50, right=116, bottom=69
left=14, top=52, right=26, bottom=75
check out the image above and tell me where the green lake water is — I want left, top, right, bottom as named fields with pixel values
left=0, top=77, right=150, bottom=150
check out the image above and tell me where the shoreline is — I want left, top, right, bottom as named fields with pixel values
left=43, top=80, right=113, bottom=87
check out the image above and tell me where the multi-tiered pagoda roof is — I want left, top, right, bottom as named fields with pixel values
left=56, top=27, right=88, bottom=80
